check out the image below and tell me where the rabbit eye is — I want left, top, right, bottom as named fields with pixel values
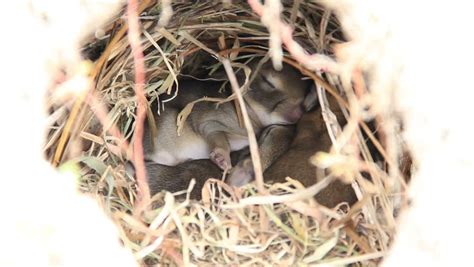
left=261, top=75, right=276, bottom=89
left=271, top=99, right=285, bottom=111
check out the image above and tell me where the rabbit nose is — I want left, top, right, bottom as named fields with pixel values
left=284, top=105, right=304, bottom=123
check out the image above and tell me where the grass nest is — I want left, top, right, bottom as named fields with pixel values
left=45, top=0, right=410, bottom=265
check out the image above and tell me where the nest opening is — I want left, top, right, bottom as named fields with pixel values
left=46, top=1, right=412, bottom=265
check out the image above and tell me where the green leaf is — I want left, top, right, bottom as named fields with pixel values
left=303, top=233, right=339, bottom=263
left=76, top=156, right=108, bottom=176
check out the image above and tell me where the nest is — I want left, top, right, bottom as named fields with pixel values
left=46, top=0, right=411, bottom=265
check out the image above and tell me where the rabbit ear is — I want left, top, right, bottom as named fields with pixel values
left=303, top=83, right=319, bottom=111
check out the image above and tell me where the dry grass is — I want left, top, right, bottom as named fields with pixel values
left=45, top=0, right=408, bottom=265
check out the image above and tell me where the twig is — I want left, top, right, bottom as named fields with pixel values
left=52, top=91, right=87, bottom=166
left=316, top=82, right=341, bottom=151
left=86, top=92, right=131, bottom=158
left=127, top=0, right=151, bottom=216
left=222, top=59, right=266, bottom=194
left=157, top=0, right=173, bottom=27
left=313, top=251, right=385, bottom=266
left=247, top=0, right=339, bottom=73
left=261, top=0, right=283, bottom=70
left=222, top=175, right=336, bottom=209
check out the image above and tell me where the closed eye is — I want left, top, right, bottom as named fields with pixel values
left=271, top=99, right=285, bottom=111
left=261, top=75, right=276, bottom=89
